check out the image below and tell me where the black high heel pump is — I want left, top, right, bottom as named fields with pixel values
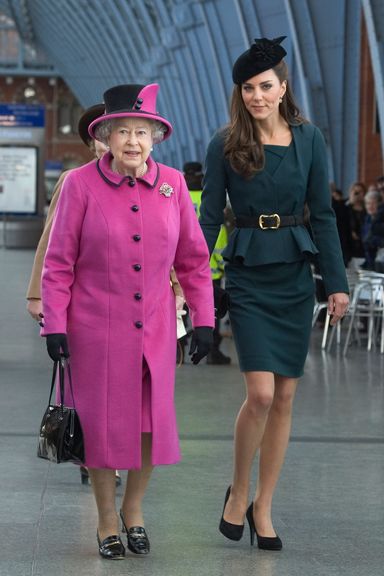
left=245, top=503, right=282, bottom=550
left=219, top=486, right=244, bottom=541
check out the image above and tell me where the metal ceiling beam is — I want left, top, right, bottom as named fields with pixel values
left=0, top=0, right=376, bottom=182
left=128, top=0, right=183, bottom=165
left=342, top=0, right=362, bottom=190
left=284, top=0, right=329, bottom=134
left=7, top=0, right=34, bottom=42
left=0, top=0, right=56, bottom=74
left=362, top=0, right=384, bottom=159
left=29, top=0, right=115, bottom=104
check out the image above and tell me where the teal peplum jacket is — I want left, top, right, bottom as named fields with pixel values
left=199, top=123, right=349, bottom=297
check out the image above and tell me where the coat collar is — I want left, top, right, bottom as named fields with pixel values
left=97, top=151, right=160, bottom=188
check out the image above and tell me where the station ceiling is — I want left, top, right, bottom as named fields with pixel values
left=1, top=0, right=383, bottom=190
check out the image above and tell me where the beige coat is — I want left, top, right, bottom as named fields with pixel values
left=26, top=171, right=68, bottom=299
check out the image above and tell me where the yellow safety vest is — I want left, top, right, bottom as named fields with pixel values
left=189, top=189, right=227, bottom=280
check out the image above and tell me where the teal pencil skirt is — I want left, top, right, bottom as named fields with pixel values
left=225, top=259, right=315, bottom=378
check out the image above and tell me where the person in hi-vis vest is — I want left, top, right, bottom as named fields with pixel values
left=184, top=161, right=231, bottom=365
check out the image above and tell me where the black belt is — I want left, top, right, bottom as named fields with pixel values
left=235, top=214, right=304, bottom=230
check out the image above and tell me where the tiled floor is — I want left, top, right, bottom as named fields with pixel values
left=1, top=248, right=383, bottom=576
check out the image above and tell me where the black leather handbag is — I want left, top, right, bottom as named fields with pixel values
left=37, top=357, right=85, bottom=464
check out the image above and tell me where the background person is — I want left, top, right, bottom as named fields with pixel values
left=376, top=175, right=384, bottom=202
left=184, top=161, right=231, bottom=365
left=345, top=181, right=367, bottom=269
left=26, top=104, right=106, bottom=321
left=199, top=36, right=349, bottom=550
left=25, top=104, right=123, bottom=487
left=331, top=185, right=351, bottom=266
left=40, top=83, right=214, bottom=560
left=361, top=189, right=384, bottom=269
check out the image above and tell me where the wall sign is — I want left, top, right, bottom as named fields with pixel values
left=0, top=146, right=38, bottom=214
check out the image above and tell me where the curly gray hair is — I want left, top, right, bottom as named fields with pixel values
left=94, top=118, right=167, bottom=145
left=364, top=190, right=381, bottom=204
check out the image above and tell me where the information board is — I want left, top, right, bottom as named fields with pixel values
left=0, top=146, right=38, bottom=214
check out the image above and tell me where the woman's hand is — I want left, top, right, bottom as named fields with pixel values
left=327, top=293, right=349, bottom=326
left=46, top=334, right=70, bottom=361
left=189, top=327, right=213, bottom=364
left=27, top=299, right=44, bottom=324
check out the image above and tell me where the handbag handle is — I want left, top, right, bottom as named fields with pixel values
left=47, top=357, right=76, bottom=410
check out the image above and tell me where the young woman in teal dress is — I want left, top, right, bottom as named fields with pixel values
left=199, top=37, right=349, bottom=550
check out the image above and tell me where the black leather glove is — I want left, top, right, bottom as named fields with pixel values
left=46, top=333, right=70, bottom=361
left=213, top=283, right=230, bottom=319
left=189, top=326, right=213, bottom=365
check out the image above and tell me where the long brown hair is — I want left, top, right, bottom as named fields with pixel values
left=224, top=60, right=306, bottom=178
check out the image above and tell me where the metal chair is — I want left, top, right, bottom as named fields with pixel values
left=313, top=269, right=358, bottom=350
left=325, top=269, right=359, bottom=351
left=341, top=273, right=384, bottom=354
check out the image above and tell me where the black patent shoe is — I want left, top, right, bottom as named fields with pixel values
left=219, top=486, right=244, bottom=541
left=245, top=504, right=282, bottom=550
left=207, top=350, right=231, bottom=365
left=120, top=510, right=150, bottom=554
left=97, top=532, right=125, bottom=560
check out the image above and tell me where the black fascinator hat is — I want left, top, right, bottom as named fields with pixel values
left=232, top=36, right=287, bottom=85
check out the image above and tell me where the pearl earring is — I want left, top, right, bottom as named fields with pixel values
left=279, top=97, right=283, bottom=103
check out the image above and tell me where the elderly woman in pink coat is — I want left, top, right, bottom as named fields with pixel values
left=41, top=83, right=215, bottom=560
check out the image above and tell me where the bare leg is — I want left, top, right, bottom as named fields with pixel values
left=88, top=468, right=119, bottom=540
left=120, top=433, right=153, bottom=528
left=223, top=371, right=275, bottom=525
left=253, top=375, right=298, bottom=536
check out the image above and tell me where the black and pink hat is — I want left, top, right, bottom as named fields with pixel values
left=88, top=83, right=173, bottom=141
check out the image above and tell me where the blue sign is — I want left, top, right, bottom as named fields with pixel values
left=45, top=160, right=63, bottom=171
left=0, top=104, right=45, bottom=127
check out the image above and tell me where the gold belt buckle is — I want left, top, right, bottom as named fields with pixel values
left=258, top=213, right=281, bottom=230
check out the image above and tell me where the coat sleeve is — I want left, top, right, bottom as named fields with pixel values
left=306, top=127, right=349, bottom=296
left=40, top=171, right=87, bottom=335
left=173, top=172, right=215, bottom=328
left=199, top=131, right=228, bottom=255
left=26, top=171, right=68, bottom=299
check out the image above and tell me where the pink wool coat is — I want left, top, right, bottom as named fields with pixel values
left=41, top=153, right=214, bottom=469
